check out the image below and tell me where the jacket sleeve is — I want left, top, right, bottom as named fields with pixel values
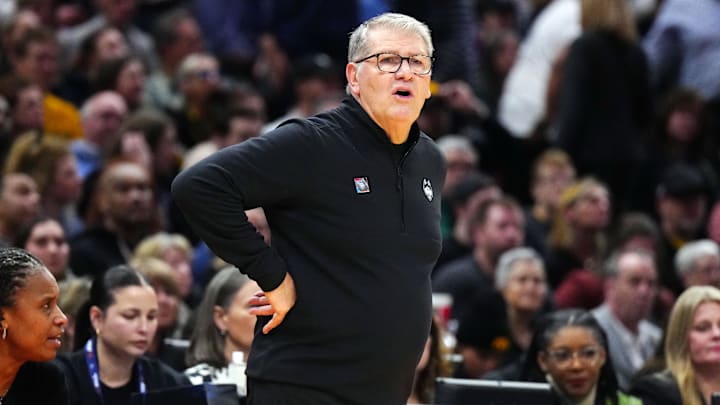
left=171, top=121, right=317, bottom=291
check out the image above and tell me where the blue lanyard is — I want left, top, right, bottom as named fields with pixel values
left=83, top=339, right=146, bottom=403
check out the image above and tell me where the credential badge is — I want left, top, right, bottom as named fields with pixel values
left=422, top=178, right=434, bottom=202
left=354, top=177, right=370, bottom=194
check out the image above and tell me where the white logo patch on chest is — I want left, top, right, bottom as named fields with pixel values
left=422, top=178, right=433, bottom=202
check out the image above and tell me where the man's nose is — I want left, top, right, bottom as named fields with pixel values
left=394, top=59, right=414, bottom=78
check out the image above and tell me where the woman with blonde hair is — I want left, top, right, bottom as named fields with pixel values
left=545, top=177, right=611, bottom=289
left=132, top=257, right=190, bottom=371
left=632, top=286, right=720, bottom=405
left=133, top=232, right=200, bottom=307
left=4, top=131, right=82, bottom=233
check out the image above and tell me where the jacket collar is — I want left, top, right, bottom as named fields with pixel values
left=340, top=96, right=421, bottom=148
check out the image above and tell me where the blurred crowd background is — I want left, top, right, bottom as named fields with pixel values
left=1, top=0, right=720, bottom=402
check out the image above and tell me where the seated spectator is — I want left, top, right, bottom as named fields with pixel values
left=519, top=309, right=642, bottom=404
left=592, top=249, right=661, bottom=390
left=182, top=100, right=266, bottom=170
left=606, top=213, right=661, bottom=258
left=133, top=232, right=200, bottom=308
left=436, top=135, right=479, bottom=201
left=0, top=172, right=40, bottom=246
left=495, top=247, right=549, bottom=351
left=546, top=177, right=611, bottom=289
left=116, top=109, right=178, bottom=189
left=15, top=216, right=75, bottom=284
left=434, top=172, right=501, bottom=271
left=93, top=54, right=147, bottom=112
left=70, top=160, right=161, bottom=278
left=631, top=286, right=720, bottom=405
left=72, top=91, right=128, bottom=180
left=524, top=148, right=576, bottom=257
left=0, top=9, right=41, bottom=74
left=675, top=239, right=720, bottom=290
left=454, top=293, right=515, bottom=379
left=132, top=256, right=189, bottom=371
left=433, top=197, right=525, bottom=323
left=5, top=131, right=82, bottom=234
left=55, top=265, right=189, bottom=405
left=142, top=8, right=203, bottom=114
left=57, top=277, right=92, bottom=353
left=634, top=88, right=717, bottom=216
left=0, top=75, right=44, bottom=150
left=261, top=52, right=342, bottom=133
left=654, top=163, right=710, bottom=298
left=10, top=27, right=83, bottom=139
left=61, top=25, right=130, bottom=106
left=58, top=0, right=156, bottom=71
left=184, top=267, right=259, bottom=386
left=170, top=53, right=222, bottom=146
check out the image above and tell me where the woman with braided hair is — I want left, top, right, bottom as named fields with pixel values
left=0, top=247, right=69, bottom=405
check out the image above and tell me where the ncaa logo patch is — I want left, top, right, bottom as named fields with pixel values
left=422, top=178, right=434, bottom=202
left=354, top=177, right=370, bottom=194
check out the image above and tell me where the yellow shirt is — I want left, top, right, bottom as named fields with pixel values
left=43, top=93, right=83, bottom=139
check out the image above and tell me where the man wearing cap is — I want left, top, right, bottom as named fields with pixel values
left=655, top=163, right=709, bottom=297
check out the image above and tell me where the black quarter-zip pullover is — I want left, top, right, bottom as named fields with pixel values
left=172, top=96, right=446, bottom=405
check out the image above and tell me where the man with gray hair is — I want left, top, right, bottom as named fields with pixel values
left=675, top=239, right=720, bottom=289
left=173, top=13, right=444, bottom=405
left=592, top=249, right=661, bottom=390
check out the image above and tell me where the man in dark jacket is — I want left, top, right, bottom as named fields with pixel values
left=172, top=12, right=445, bottom=405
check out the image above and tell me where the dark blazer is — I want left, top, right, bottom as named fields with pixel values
left=54, top=350, right=189, bottom=405
left=630, top=369, right=685, bottom=405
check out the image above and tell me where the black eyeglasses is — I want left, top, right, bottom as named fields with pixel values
left=543, top=346, right=603, bottom=367
left=354, top=53, right=434, bottom=75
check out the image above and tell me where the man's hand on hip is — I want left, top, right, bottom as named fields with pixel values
left=248, top=272, right=297, bottom=334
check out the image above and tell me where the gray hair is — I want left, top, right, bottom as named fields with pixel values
left=675, top=239, right=720, bottom=276
left=436, top=135, right=478, bottom=162
left=346, top=13, right=433, bottom=94
left=495, top=247, right=545, bottom=290
left=602, top=248, right=655, bottom=279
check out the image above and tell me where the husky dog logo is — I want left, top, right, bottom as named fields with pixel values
left=422, top=178, right=433, bottom=202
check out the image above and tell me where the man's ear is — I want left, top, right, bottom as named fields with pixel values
left=346, top=63, right=360, bottom=96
